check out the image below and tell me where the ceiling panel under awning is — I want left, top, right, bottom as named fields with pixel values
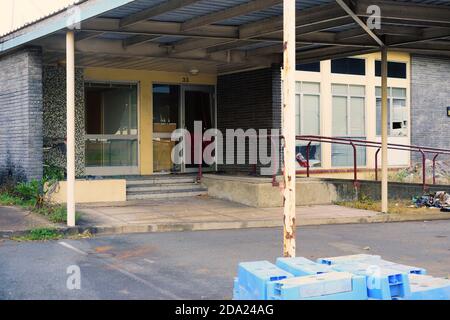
left=1, top=0, right=449, bottom=74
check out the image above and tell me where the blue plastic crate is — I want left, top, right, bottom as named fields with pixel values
left=330, top=262, right=411, bottom=300
left=277, top=257, right=333, bottom=277
left=318, top=254, right=381, bottom=266
left=235, top=261, right=293, bottom=300
left=267, top=272, right=368, bottom=300
left=318, top=255, right=426, bottom=275
left=375, top=260, right=427, bottom=275
left=407, top=275, right=450, bottom=300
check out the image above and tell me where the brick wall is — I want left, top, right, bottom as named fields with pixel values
left=0, top=47, right=43, bottom=181
left=411, top=55, right=450, bottom=162
left=217, top=65, right=282, bottom=174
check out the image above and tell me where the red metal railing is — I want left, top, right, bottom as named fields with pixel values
left=297, top=135, right=450, bottom=191
left=199, top=134, right=281, bottom=187
left=198, top=133, right=450, bottom=191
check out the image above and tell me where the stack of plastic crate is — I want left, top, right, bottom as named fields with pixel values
left=233, top=255, right=450, bottom=300
left=234, top=259, right=367, bottom=300
left=317, top=254, right=449, bottom=300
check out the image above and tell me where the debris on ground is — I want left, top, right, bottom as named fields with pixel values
left=412, top=191, right=450, bottom=213
left=394, top=160, right=450, bottom=184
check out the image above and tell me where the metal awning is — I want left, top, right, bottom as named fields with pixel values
left=1, top=0, right=449, bottom=74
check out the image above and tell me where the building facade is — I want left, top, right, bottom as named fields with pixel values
left=1, top=48, right=449, bottom=181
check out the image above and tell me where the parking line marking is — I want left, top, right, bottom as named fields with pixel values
left=59, top=241, right=88, bottom=256
left=58, top=241, right=182, bottom=299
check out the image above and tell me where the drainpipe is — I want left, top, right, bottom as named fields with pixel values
left=381, top=47, right=389, bottom=214
left=282, top=0, right=296, bottom=258
left=66, top=31, right=76, bottom=227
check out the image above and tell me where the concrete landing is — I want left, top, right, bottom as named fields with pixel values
left=0, top=206, right=55, bottom=234
left=76, top=197, right=381, bottom=233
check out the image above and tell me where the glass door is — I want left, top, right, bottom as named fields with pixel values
left=152, top=84, right=181, bottom=173
left=85, top=82, right=139, bottom=176
left=181, top=85, right=216, bottom=173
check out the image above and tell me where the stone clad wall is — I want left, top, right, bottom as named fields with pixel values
left=42, top=66, right=85, bottom=177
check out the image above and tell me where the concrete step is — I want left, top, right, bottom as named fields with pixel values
left=127, top=177, right=196, bottom=186
left=127, top=183, right=204, bottom=193
left=126, top=189, right=208, bottom=200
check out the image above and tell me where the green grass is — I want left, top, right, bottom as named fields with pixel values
left=12, top=228, right=63, bottom=242
left=0, top=192, right=82, bottom=224
left=336, top=195, right=436, bottom=215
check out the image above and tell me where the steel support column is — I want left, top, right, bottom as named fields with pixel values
left=66, top=31, right=76, bottom=227
left=282, top=0, right=296, bottom=257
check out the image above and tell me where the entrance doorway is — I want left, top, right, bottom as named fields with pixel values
left=152, top=84, right=216, bottom=174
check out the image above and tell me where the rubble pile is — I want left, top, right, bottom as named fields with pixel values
left=412, top=191, right=450, bottom=213
left=395, top=160, right=450, bottom=184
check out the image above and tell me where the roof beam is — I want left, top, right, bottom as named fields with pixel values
left=297, top=46, right=378, bottom=63
left=36, top=35, right=275, bottom=66
left=123, top=35, right=161, bottom=48
left=239, top=2, right=350, bottom=39
left=387, top=27, right=450, bottom=46
left=246, top=43, right=310, bottom=57
left=378, top=25, right=424, bottom=37
left=181, top=0, right=282, bottom=31
left=296, top=32, right=378, bottom=47
left=171, top=38, right=234, bottom=53
left=120, top=0, right=199, bottom=28
left=207, top=17, right=356, bottom=54
left=82, top=18, right=239, bottom=40
left=75, top=31, right=105, bottom=42
left=395, top=41, right=450, bottom=52
left=206, top=40, right=257, bottom=53
left=381, top=17, right=450, bottom=29
left=335, top=0, right=384, bottom=47
left=355, top=0, right=450, bottom=25
left=335, top=28, right=367, bottom=40
left=392, top=47, right=450, bottom=58
left=257, top=31, right=378, bottom=48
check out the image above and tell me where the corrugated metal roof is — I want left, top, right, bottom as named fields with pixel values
left=99, top=0, right=336, bottom=23
left=4, top=0, right=450, bottom=39
left=2, top=0, right=450, bottom=55
left=100, top=0, right=167, bottom=18
left=0, top=0, right=84, bottom=37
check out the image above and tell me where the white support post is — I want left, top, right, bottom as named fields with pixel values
left=381, top=47, right=389, bottom=213
left=282, top=0, right=296, bottom=258
left=66, top=31, right=76, bottom=227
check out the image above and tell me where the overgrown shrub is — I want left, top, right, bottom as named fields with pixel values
left=14, top=180, right=45, bottom=208
left=43, top=164, right=65, bottom=182
left=1, top=159, right=81, bottom=224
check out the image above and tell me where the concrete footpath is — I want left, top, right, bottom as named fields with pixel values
left=1, top=196, right=450, bottom=237
left=75, top=196, right=450, bottom=235
left=0, top=206, right=55, bottom=234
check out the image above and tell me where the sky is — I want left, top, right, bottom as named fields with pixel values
left=0, top=0, right=78, bottom=36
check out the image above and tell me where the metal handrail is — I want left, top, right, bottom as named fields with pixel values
left=297, top=135, right=450, bottom=191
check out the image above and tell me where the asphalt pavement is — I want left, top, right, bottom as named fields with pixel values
left=0, top=220, right=449, bottom=300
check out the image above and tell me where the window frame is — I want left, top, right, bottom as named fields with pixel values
left=295, top=81, right=321, bottom=136
left=331, top=57, right=366, bottom=76
left=375, top=86, right=408, bottom=137
left=331, top=84, right=366, bottom=137
left=84, top=81, right=140, bottom=173
left=295, top=81, right=322, bottom=167
left=375, top=60, right=407, bottom=79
